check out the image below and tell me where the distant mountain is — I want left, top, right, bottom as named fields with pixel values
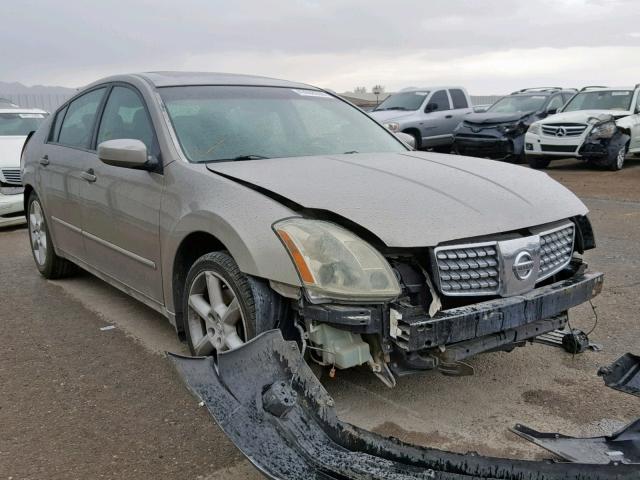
left=0, top=81, right=76, bottom=95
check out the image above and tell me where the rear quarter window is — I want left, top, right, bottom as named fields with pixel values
left=49, top=105, right=68, bottom=142
left=449, top=89, right=468, bottom=109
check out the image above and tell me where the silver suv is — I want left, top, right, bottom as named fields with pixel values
left=370, top=87, right=473, bottom=150
left=22, top=72, right=602, bottom=386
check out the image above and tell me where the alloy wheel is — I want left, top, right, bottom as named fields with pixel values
left=616, top=146, right=626, bottom=170
left=187, top=270, right=248, bottom=356
left=29, top=200, right=47, bottom=266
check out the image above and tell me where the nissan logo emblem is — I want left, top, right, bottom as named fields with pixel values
left=555, top=127, right=567, bottom=137
left=513, top=251, right=534, bottom=280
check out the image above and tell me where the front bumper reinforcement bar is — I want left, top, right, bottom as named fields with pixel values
left=168, top=330, right=638, bottom=479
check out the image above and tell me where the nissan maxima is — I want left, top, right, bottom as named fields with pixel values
left=21, top=72, right=602, bottom=386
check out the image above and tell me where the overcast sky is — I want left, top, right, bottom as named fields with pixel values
left=3, top=0, right=640, bottom=94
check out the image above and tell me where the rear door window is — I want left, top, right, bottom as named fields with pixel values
left=449, top=89, right=468, bottom=109
left=427, top=90, right=450, bottom=112
left=57, top=88, right=107, bottom=149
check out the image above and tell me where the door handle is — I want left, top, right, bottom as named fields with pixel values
left=39, top=155, right=50, bottom=166
left=445, top=115, right=453, bottom=119
left=80, top=169, right=97, bottom=183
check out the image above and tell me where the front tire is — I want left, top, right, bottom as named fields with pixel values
left=608, top=144, right=627, bottom=171
left=527, top=156, right=551, bottom=169
left=27, top=192, right=75, bottom=279
left=182, top=251, right=283, bottom=356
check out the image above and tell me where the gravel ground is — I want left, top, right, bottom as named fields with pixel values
left=1, top=157, right=638, bottom=479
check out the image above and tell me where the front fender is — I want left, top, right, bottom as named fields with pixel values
left=160, top=162, right=302, bottom=313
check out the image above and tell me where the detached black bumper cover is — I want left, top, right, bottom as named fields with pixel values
left=169, top=330, right=637, bottom=480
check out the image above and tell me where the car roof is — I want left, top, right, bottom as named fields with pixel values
left=134, top=71, right=318, bottom=90
left=579, top=86, right=637, bottom=92
left=398, top=86, right=465, bottom=92
left=0, top=107, right=48, bottom=114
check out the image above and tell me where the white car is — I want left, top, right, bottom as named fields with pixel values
left=525, top=86, right=640, bottom=170
left=0, top=103, right=48, bottom=227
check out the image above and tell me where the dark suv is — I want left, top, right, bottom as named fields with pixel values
left=453, top=88, right=576, bottom=162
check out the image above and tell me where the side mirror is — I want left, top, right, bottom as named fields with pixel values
left=395, top=132, right=416, bottom=149
left=98, top=139, right=148, bottom=168
left=546, top=107, right=558, bottom=115
left=425, top=102, right=438, bottom=113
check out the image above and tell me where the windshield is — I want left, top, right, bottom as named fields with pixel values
left=487, top=95, right=547, bottom=113
left=0, top=112, right=46, bottom=136
left=160, top=86, right=407, bottom=163
left=374, top=91, right=429, bottom=111
left=562, top=90, right=633, bottom=112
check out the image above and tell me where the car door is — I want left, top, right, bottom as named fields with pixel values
left=41, top=87, right=107, bottom=261
left=80, top=84, right=164, bottom=304
left=420, top=89, right=453, bottom=147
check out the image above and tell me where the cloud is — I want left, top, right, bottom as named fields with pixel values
left=2, top=0, right=639, bottom=93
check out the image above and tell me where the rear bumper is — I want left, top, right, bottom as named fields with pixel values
left=393, top=271, right=604, bottom=353
left=0, top=192, right=25, bottom=227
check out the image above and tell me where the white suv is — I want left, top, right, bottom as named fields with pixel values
left=525, top=86, right=640, bottom=170
left=0, top=101, right=48, bottom=227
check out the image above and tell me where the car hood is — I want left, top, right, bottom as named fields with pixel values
left=463, top=111, right=531, bottom=125
left=0, top=136, right=26, bottom=168
left=207, top=152, right=587, bottom=247
left=544, top=110, right=632, bottom=124
left=369, top=110, right=417, bottom=123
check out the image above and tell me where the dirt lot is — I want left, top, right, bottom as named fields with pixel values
left=1, top=157, right=639, bottom=479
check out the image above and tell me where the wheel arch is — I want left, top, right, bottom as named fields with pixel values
left=170, top=230, right=230, bottom=339
left=23, top=183, right=34, bottom=213
left=402, top=127, right=422, bottom=149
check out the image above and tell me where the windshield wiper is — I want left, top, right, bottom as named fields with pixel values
left=232, top=154, right=270, bottom=161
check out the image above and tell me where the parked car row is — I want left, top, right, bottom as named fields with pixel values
left=0, top=100, right=48, bottom=226
left=373, top=84, right=640, bottom=170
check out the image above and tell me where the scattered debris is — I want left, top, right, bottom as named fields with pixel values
left=534, top=328, right=601, bottom=353
left=598, top=353, right=640, bottom=398
left=169, top=330, right=638, bottom=479
left=512, top=420, right=640, bottom=465
left=99, top=325, right=116, bottom=331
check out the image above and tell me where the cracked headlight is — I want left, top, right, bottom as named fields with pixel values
left=274, top=218, right=401, bottom=302
left=384, top=122, right=400, bottom=132
left=588, top=121, right=616, bottom=140
left=528, top=123, right=541, bottom=135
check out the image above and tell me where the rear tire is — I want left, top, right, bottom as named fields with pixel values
left=182, top=251, right=284, bottom=356
left=527, top=156, right=551, bottom=169
left=27, top=192, right=76, bottom=279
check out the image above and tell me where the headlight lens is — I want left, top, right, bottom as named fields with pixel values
left=589, top=121, right=616, bottom=140
left=274, top=218, right=401, bottom=302
left=528, top=123, right=541, bottom=135
left=384, top=122, right=400, bottom=132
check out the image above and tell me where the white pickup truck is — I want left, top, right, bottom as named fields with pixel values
left=370, top=87, right=473, bottom=151
left=0, top=101, right=48, bottom=226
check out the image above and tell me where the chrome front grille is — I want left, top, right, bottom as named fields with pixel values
left=434, top=222, right=575, bottom=297
left=539, top=224, right=575, bottom=280
left=435, top=243, right=500, bottom=294
left=1, top=168, right=22, bottom=185
left=541, top=124, right=587, bottom=137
